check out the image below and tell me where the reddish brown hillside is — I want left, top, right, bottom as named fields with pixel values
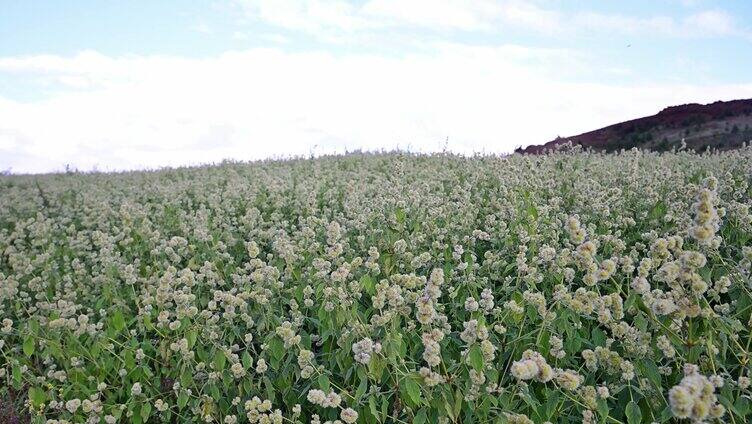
left=517, top=98, right=752, bottom=154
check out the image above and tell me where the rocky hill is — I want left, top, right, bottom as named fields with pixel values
left=517, top=98, right=752, bottom=154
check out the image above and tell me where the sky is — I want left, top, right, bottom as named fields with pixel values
left=1, top=1, right=752, bottom=173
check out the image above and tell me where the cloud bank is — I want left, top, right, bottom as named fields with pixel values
left=235, top=0, right=751, bottom=40
left=2, top=43, right=751, bottom=174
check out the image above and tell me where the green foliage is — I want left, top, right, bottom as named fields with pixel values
left=0, top=149, right=751, bottom=423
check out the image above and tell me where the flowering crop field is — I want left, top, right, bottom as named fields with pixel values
left=2, top=148, right=752, bottom=424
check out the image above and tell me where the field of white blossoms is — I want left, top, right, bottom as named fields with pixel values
left=1, top=146, right=752, bottom=424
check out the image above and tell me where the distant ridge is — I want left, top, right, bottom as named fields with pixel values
left=517, top=98, right=752, bottom=154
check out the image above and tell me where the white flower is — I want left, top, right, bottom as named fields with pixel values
left=340, top=407, right=358, bottom=424
left=65, top=399, right=82, bottom=413
left=511, top=350, right=552, bottom=383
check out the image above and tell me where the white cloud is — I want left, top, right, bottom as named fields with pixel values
left=572, top=9, right=748, bottom=38
left=2, top=45, right=751, bottom=173
left=234, top=0, right=750, bottom=41
left=193, top=23, right=213, bottom=34
left=362, top=0, right=500, bottom=31
left=237, top=0, right=368, bottom=33
left=235, top=0, right=559, bottom=34
left=495, top=1, right=561, bottom=33
left=683, top=10, right=736, bottom=36
left=260, top=33, right=291, bottom=43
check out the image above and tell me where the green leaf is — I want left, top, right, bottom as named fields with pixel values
left=395, top=208, right=406, bottom=223
left=624, top=292, right=637, bottom=311
left=468, top=344, right=483, bottom=372
left=453, top=388, right=463, bottom=418
left=591, top=327, right=607, bottom=347
left=734, top=396, right=750, bottom=417
left=210, top=384, right=221, bottom=400
left=402, top=377, right=422, bottom=405
left=242, top=351, right=253, bottom=370
left=23, top=336, right=35, bottom=357
left=269, top=337, right=285, bottom=362
left=414, top=408, right=427, bottom=424
left=28, top=387, right=46, bottom=407
left=361, top=275, right=375, bottom=296
left=368, top=354, right=385, bottom=381
left=124, top=349, right=136, bottom=370
left=368, top=396, right=380, bottom=422
left=355, top=375, right=368, bottom=401
left=641, top=360, right=662, bottom=390
left=140, top=402, right=152, bottom=421
left=187, top=329, right=198, bottom=348
left=318, top=374, right=330, bottom=391
left=443, top=404, right=456, bottom=422
left=527, top=204, right=538, bottom=220
left=264, top=377, right=276, bottom=403
left=177, top=392, right=189, bottom=409
left=659, top=406, right=673, bottom=422
left=12, top=365, right=22, bottom=385
left=596, top=398, right=610, bottom=422
left=545, top=390, right=560, bottom=419
left=213, top=350, right=226, bottom=371
left=112, top=310, right=126, bottom=332
left=625, top=401, right=642, bottom=424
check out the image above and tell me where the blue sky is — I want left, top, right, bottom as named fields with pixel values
left=2, top=0, right=752, bottom=173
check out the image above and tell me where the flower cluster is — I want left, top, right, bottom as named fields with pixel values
left=668, top=365, right=725, bottom=422
left=1, top=147, right=751, bottom=423
left=351, top=337, right=381, bottom=365
left=511, top=350, right=553, bottom=382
